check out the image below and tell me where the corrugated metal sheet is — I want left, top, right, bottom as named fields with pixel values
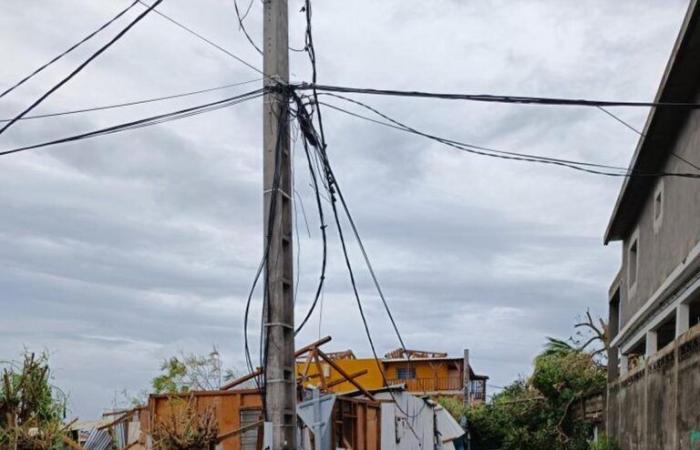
left=84, top=428, right=112, bottom=450
left=114, top=419, right=128, bottom=448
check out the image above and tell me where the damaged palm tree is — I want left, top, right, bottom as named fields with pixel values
left=151, top=397, right=219, bottom=450
left=0, top=352, right=68, bottom=450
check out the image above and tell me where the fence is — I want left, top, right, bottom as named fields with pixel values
left=608, top=323, right=700, bottom=450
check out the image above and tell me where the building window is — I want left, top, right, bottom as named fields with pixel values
left=653, top=181, right=664, bottom=232
left=395, top=367, right=416, bottom=380
left=628, top=236, right=639, bottom=293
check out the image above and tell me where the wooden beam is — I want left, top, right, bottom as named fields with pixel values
left=317, top=350, right=375, bottom=401
left=221, top=368, right=263, bottom=390
left=312, top=350, right=328, bottom=391
left=98, top=410, right=133, bottom=431
left=217, top=420, right=264, bottom=443
left=223, top=336, right=332, bottom=390
left=299, top=351, right=314, bottom=384
left=295, top=335, right=332, bottom=357
left=326, top=369, right=368, bottom=389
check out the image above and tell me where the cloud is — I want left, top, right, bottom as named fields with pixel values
left=0, top=0, right=689, bottom=417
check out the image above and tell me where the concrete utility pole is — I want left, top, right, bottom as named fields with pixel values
left=463, top=349, right=471, bottom=406
left=262, top=1, right=295, bottom=449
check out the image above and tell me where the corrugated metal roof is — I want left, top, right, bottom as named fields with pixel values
left=84, top=428, right=112, bottom=450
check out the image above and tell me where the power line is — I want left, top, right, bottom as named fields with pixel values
left=0, top=0, right=141, bottom=100
left=318, top=92, right=700, bottom=180
left=597, top=106, right=700, bottom=172
left=318, top=98, right=625, bottom=171
left=0, top=0, right=163, bottom=137
left=233, top=0, right=263, bottom=55
left=0, top=88, right=264, bottom=157
left=136, top=0, right=264, bottom=77
left=0, top=78, right=262, bottom=123
left=297, top=83, right=700, bottom=109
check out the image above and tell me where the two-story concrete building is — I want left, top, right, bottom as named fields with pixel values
left=604, top=2, right=700, bottom=448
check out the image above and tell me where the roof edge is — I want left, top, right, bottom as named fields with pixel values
left=604, top=0, right=700, bottom=244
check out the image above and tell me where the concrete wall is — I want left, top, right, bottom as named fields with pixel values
left=618, top=91, right=700, bottom=329
left=608, top=323, right=700, bottom=450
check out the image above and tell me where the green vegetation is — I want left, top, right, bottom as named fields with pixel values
left=0, top=352, right=67, bottom=450
left=152, top=349, right=225, bottom=394
left=588, top=435, right=620, bottom=450
left=466, top=338, right=608, bottom=450
left=437, top=396, right=469, bottom=423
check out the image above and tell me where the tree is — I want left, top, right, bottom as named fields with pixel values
left=465, top=318, right=608, bottom=450
left=152, top=348, right=225, bottom=394
left=0, top=352, right=67, bottom=450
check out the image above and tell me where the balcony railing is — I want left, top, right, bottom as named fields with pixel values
left=386, top=377, right=462, bottom=392
left=386, top=377, right=486, bottom=400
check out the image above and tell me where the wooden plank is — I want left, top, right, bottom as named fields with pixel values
left=222, top=336, right=332, bottom=390
left=317, top=350, right=376, bottom=401
left=312, top=350, right=328, bottom=390
left=326, top=369, right=369, bottom=389
left=217, top=420, right=264, bottom=443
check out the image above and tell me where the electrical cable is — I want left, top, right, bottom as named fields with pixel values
left=233, top=0, right=263, bottom=55
left=243, top=93, right=290, bottom=418
left=294, top=91, right=424, bottom=430
left=293, top=130, right=328, bottom=335
left=297, top=83, right=700, bottom=109
left=136, top=0, right=265, bottom=77
left=0, top=0, right=141, bottom=100
left=318, top=93, right=700, bottom=180
left=318, top=97, right=627, bottom=171
left=297, top=2, right=423, bottom=430
left=597, top=106, right=700, bottom=172
left=0, top=0, right=163, bottom=137
left=0, top=88, right=265, bottom=157
left=0, top=78, right=262, bottom=123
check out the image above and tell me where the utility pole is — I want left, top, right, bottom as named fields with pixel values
left=262, top=0, right=295, bottom=449
left=463, top=349, right=471, bottom=406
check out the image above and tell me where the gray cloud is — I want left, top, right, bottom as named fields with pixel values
left=0, top=0, right=689, bottom=417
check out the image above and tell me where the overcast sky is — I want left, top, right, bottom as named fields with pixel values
left=0, top=0, right=690, bottom=418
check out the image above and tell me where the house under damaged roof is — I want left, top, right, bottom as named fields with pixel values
left=108, top=337, right=471, bottom=450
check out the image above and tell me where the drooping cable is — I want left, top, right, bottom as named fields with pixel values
left=233, top=0, right=263, bottom=55
left=294, top=96, right=424, bottom=428
left=0, top=78, right=262, bottom=123
left=0, top=0, right=141, bottom=100
left=293, top=125, right=328, bottom=335
left=297, top=4, right=421, bottom=425
left=318, top=93, right=700, bottom=180
left=0, top=0, right=163, bottom=137
left=0, top=88, right=265, bottom=157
